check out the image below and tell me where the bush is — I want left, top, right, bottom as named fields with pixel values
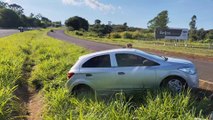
left=65, top=16, right=89, bottom=31
left=122, top=32, right=133, bottom=39
left=144, top=33, right=154, bottom=39
left=110, top=32, right=121, bottom=38
left=75, top=31, right=83, bottom=36
left=132, top=31, right=144, bottom=39
left=67, top=27, right=74, bottom=31
left=88, top=32, right=98, bottom=37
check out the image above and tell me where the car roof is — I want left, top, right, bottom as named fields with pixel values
left=79, top=48, right=142, bottom=59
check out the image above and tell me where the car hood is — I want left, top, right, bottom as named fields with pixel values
left=166, top=57, right=192, bottom=65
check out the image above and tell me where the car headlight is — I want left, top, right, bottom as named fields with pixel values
left=178, top=67, right=196, bottom=75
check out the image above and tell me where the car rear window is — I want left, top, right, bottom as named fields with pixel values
left=82, top=55, right=111, bottom=68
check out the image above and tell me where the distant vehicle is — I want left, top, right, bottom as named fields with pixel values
left=18, top=27, right=37, bottom=32
left=18, top=26, right=24, bottom=32
left=66, top=48, right=198, bottom=96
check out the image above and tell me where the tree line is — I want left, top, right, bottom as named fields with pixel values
left=65, top=10, right=213, bottom=42
left=65, top=16, right=148, bottom=38
left=0, top=1, right=53, bottom=28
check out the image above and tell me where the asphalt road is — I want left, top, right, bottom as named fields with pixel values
left=48, top=30, right=213, bottom=82
left=0, top=29, right=19, bottom=38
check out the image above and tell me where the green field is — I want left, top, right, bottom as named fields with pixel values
left=0, top=30, right=212, bottom=119
left=65, top=30, right=213, bottom=58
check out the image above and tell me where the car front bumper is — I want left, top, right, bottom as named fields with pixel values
left=186, top=73, right=199, bottom=88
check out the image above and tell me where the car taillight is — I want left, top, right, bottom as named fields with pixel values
left=67, top=72, right=74, bottom=79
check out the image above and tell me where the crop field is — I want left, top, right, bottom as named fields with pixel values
left=0, top=29, right=212, bottom=119
left=65, top=30, right=213, bottom=58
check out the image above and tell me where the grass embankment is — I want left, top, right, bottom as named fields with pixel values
left=65, top=30, right=213, bottom=58
left=0, top=32, right=32, bottom=119
left=0, top=29, right=212, bottom=119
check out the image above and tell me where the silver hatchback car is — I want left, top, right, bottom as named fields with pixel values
left=66, top=48, right=198, bottom=95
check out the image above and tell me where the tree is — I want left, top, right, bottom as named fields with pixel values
left=95, top=19, right=101, bottom=25
left=65, top=16, right=89, bottom=31
left=147, top=10, right=169, bottom=31
left=189, top=15, right=197, bottom=30
left=52, top=21, right=62, bottom=27
left=41, top=16, right=52, bottom=28
left=0, top=1, right=8, bottom=8
left=206, top=30, right=213, bottom=48
left=8, top=4, right=23, bottom=15
left=112, top=24, right=127, bottom=32
left=189, top=15, right=198, bottom=41
left=30, top=13, right=34, bottom=18
left=122, top=22, right=128, bottom=31
left=0, top=1, right=52, bottom=28
left=0, top=8, right=21, bottom=28
left=20, top=14, right=29, bottom=26
left=90, top=24, right=112, bottom=36
left=35, top=13, right=42, bottom=19
left=90, top=19, right=112, bottom=36
left=207, top=31, right=213, bottom=39
left=197, top=28, right=206, bottom=40
left=123, top=22, right=127, bottom=27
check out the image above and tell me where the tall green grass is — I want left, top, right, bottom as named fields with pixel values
left=28, top=31, right=88, bottom=90
left=27, top=30, right=208, bottom=119
left=0, top=29, right=211, bottom=119
left=42, top=88, right=206, bottom=120
left=0, top=33, right=29, bottom=119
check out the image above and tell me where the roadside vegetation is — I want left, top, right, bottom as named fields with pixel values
left=64, top=11, right=213, bottom=58
left=0, top=32, right=28, bottom=119
left=0, top=29, right=212, bottom=119
left=65, top=30, right=213, bottom=58
left=0, top=1, right=61, bottom=28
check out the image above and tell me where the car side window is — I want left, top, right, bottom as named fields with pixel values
left=115, top=53, right=159, bottom=67
left=82, top=55, right=111, bottom=68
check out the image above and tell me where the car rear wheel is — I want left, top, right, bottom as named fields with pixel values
left=72, top=86, right=95, bottom=99
left=163, top=77, right=187, bottom=93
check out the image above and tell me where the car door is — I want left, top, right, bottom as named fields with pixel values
left=79, top=54, right=116, bottom=92
left=113, top=53, right=158, bottom=91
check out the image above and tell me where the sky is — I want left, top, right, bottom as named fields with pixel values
left=2, top=0, right=213, bottom=29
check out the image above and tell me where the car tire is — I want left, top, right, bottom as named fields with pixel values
left=72, top=86, right=94, bottom=99
left=162, top=77, right=187, bottom=93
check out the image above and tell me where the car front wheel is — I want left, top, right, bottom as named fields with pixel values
left=163, top=77, right=187, bottom=93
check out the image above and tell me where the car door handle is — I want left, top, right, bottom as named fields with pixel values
left=86, top=73, right=92, bottom=77
left=118, top=72, right=125, bottom=75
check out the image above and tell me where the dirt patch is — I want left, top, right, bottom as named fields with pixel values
left=14, top=86, right=43, bottom=120
left=27, top=93, right=43, bottom=120
left=13, top=84, right=31, bottom=120
left=199, top=80, right=213, bottom=91
left=13, top=43, right=43, bottom=120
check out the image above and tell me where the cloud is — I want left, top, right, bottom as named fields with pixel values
left=62, top=0, right=83, bottom=6
left=84, top=0, right=115, bottom=11
left=4, top=0, right=14, bottom=3
left=62, top=0, right=119, bottom=12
